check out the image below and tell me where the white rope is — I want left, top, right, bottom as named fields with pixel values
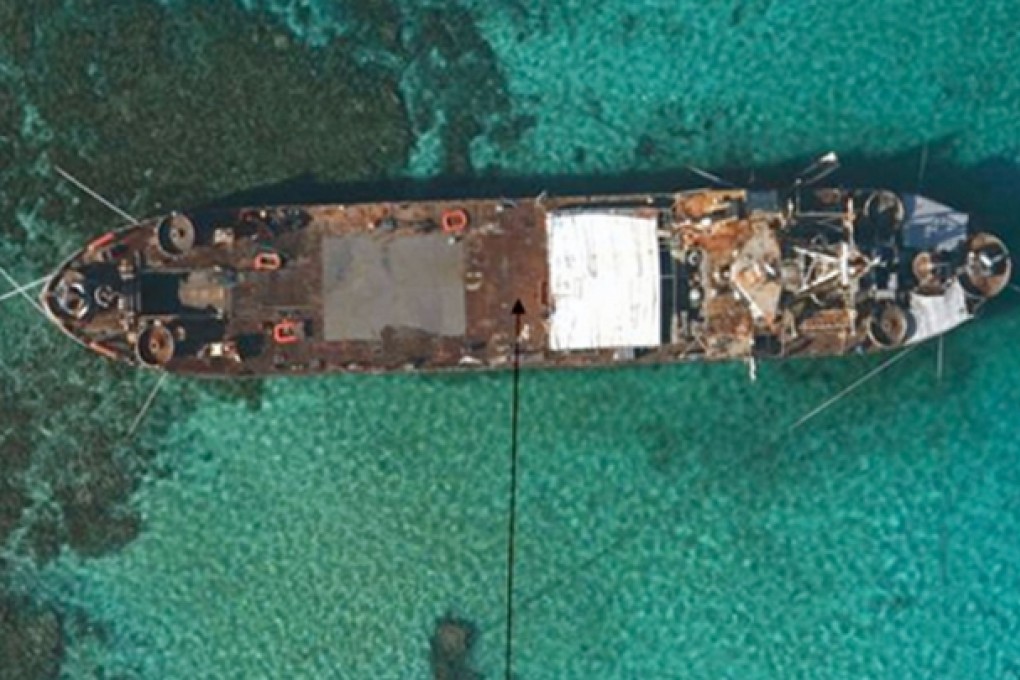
left=54, top=165, right=139, bottom=225
left=789, top=343, right=921, bottom=431
left=126, top=371, right=168, bottom=440
left=0, top=264, right=46, bottom=315
left=0, top=275, right=47, bottom=303
left=686, top=164, right=735, bottom=188
left=936, top=335, right=945, bottom=384
left=916, top=142, right=929, bottom=192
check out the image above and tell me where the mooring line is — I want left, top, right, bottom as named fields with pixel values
left=502, top=340, right=927, bottom=639
left=789, top=343, right=920, bottom=432
left=916, top=142, right=930, bottom=192
left=0, top=264, right=46, bottom=315
left=936, top=335, right=945, bottom=384
left=125, top=372, right=168, bottom=440
left=0, top=275, right=47, bottom=303
left=54, top=165, right=139, bottom=225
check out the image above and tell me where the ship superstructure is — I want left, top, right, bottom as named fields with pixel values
left=41, top=185, right=1011, bottom=376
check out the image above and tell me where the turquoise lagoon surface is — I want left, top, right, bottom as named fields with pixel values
left=2, top=0, right=1020, bottom=678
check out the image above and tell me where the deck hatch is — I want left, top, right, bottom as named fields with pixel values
left=321, top=234, right=466, bottom=341
left=547, top=212, right=661, bottom=350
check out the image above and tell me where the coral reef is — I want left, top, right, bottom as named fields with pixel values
left=430, top=612, right=483, bottom=680
left=0, top=0, right=414, bottom=676
left=0, top=595, right=63, bottom=680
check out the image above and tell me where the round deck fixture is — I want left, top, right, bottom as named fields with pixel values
left=911, top=251, right=951, bottom=294
left=157, top=213, right=196, bottom=257
left=93, top=284, right=119, bottom=309
left=912, top=251, right=935, bottom=283
left=688, top=286, right=704, bottom=309
left=962, top=233, right=1011, bottom=299
left=860, top=190, right=905, bottom=245
left=53, top=277, right=92, bottom=320
left=136, top=324, right=176, bottom=366
left=867, top=302, right=913, bottom=348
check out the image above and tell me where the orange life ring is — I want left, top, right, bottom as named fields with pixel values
left=272, top=319, right=302, bottom=344
left=441, top=209, right=469, bottom=234
left=254, top=251, right=283, bottom=271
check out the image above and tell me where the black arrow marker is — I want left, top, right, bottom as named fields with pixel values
left=504, top=299, right=525, bottom=680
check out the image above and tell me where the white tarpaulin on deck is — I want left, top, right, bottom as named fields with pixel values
left=907, top=279, right=972, bottom=344
left=547, top=212, right=661, bottom=350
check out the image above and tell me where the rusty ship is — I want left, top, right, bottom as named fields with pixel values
left=41, top=173, right=1011, bottom=377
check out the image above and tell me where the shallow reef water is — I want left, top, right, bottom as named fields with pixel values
left=2, top=0, right=1020, bottom=678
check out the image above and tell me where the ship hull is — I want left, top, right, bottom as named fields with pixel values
left=41, top=188, right=1011, bottom=377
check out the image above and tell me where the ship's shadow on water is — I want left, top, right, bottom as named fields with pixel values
left=203, top=143, right=1019, bottom=237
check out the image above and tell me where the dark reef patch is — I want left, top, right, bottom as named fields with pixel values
left=730, top=0, right=774, bottom=27
left=0, top=0, right=415, bottom=676
left=429, top=612, right=483, bottom=680
left=1, top=0, right=410, bottom=224
left=344, top=0, right=404, bottom=52
left=398, top=4, right=531, bottom=174
left=54, top=468, right=142, bottom=559
left=199, top=378, right=266, bottom=413
left=0, top=482, right=29, bottom=547
left=0, top=595, right=63, bottom=680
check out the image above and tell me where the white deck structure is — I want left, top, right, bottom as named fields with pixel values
left=546, top=212, right=661, bottom=351
left=907, top=280, right=972, bottom=344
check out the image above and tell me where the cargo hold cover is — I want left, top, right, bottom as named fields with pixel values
left=547, top=212, right=661, bottom=351
left=322, top=234, right=466, bottom=341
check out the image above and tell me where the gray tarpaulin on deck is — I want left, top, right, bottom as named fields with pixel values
left=322, top=234, right=465, bottom=341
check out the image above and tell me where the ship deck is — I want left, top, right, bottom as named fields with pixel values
left=169, top=200, right=552, bottom=375
left=43, top=186, right=1006, bottom=378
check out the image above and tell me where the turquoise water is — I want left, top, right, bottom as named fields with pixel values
left=2, top=0, right=1020, bottom=677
